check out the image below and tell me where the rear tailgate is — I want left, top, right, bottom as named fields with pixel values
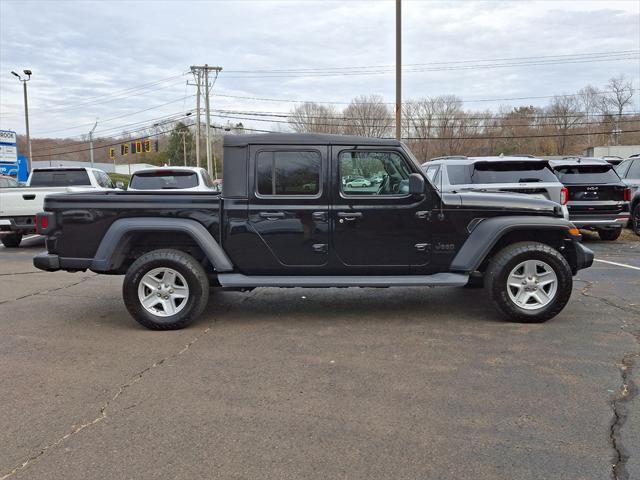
left=566, top=183, right=627, bottom=215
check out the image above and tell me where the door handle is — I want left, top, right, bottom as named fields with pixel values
left=312, top=211, right=327, bottom=221
left=259, top=211, right=285, bottom=220
left=337, top=212, right=363, bottom=222
left=23, top=194, right=36, bottom=200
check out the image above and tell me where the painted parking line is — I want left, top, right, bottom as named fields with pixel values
left=594, top=258, right=640, bottom=272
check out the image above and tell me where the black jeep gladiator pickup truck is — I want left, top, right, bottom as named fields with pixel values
left=34, top=134, right=593, bottom=330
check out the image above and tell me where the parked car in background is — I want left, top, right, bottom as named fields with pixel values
left=127, top=167, right=216, bottom=191
left=345, top=178, right=372, bottom=188
left=630, top=189, right=640, bottom=235
left=615, top=156, right=640, bottom=196
left=0, top=167, right=116, bottom=247
left=0, top=175, right=18, bottom=188
left=422, top=156, right=569, bottom=218
left=549, top=158, right=630, bottom=241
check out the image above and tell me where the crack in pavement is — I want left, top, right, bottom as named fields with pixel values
left=609, top=333, right=640, bottom=480
left=575, top=280, right=640, bottom=480
left=0, top=275, right=96, bottom=306
left=0, top=325, right=212, bottom=480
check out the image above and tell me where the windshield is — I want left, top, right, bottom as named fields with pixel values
left=471, top=161, right=557, bottom=184
left=553, top=165, right=620, bottom=184
left=130, top=170, right=199, bottom=189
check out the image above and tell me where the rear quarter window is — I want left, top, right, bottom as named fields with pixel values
left=553, top=165, right=620, bottom=184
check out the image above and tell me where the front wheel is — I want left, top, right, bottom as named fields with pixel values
left=598, top=228, right=622, bottom=241
left=1, top=233, right=22, bottom=248
left=485, top=242, right=573, bottom=323
left=123, top=249, right=210, bottom=330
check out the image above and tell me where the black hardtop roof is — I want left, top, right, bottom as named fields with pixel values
left=223, top=133, right=402, bottom=147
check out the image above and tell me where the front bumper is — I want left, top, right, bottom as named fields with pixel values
left=573, top=242, right=594, bottom=272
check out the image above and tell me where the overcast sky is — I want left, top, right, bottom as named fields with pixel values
left=0, top=0, right=639, bottom=139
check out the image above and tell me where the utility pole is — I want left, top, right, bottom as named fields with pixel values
left=11, top=69, right=33, bottom=171
left=88, top=120, right=98, bottom=167
left=196, top=70, right=201, bottom=167
left=189, top=64, right=222, bottom=178
left=395, top=0, right=402, bottom=141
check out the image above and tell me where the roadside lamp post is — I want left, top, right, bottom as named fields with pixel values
left=11, top=69, right=33, bottom=172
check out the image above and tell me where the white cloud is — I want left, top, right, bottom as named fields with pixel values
left=0, top=0, right=638, bottom=137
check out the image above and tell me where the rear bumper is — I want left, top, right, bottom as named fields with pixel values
left=570, top=215, right=629, bottom=229
left=573, top=242, right=594, bottom=272
left=0, top=217, right=36, bottom=235
left=33, top=252, right=60, bottom=271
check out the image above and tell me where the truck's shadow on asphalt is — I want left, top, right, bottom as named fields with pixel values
left=207, top=286, right=501, bottom=327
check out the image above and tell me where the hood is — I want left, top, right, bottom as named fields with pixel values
left=442, top=191, right=562, bottom=216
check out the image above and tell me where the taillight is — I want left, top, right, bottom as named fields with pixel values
left=35, top=213, right=51, bottom=235
left=624, top=188, right=631, bottom=202
left=560, top=187, right=569, bottom=205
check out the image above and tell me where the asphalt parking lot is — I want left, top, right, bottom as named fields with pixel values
left=1, top=233, right=638, bottom=480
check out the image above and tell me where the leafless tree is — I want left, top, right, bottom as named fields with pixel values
left=577, top=85, right=603, bottom=147
left=547, top=95, right=583, bottom=155
left=342, top=95, right=393, bottom=138
left=288, top=102, right=341, bottom=134
left=602, top=75, right=634, bottom=144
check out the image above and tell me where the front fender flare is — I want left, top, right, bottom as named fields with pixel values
left=450, top=216, right=575, bottom=273
left=90, top=217, right=233, bottom=272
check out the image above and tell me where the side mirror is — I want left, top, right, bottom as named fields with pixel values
left=408, top=173, right=425, bottom=195
left=115, top=181, right=125, bottom=190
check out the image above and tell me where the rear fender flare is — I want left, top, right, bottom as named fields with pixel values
left=450, top=216, right=575, bottom=272
left=90, top=217, right=233, bottom=272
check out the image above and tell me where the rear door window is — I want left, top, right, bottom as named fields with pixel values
left=471, top=161, right=557, bottom=184
left=30, top=170, right=91, bottom=187
left=257, top=150, right=321, bottom=196
left=553, top=165, right=620, bottom=184
left=130, top=170, right=199, bottom=189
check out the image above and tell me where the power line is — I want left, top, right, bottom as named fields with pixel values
left=213, top=89, right=640, bottom=106
left=220, top=54, right=639, bottom=78
left=224, top=50, right=639, bottom=73
left=33, top=95, right=195, bottom=136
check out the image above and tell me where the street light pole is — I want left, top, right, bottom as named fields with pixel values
left=89, top=120, right=98, bottom=168
left=11, top=69, right=33, bottom=172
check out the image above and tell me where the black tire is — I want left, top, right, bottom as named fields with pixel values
left=597, top=228, right=622, bottom=241
left=484, top=242, right=573, bottom=323
left=1, top=233, right=23, bottom=248
left=123, top=249, right=209, bottom=330
left=632, top=203, right=640, bottom=236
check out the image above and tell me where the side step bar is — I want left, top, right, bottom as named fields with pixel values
left=217, top=273, right=469, bottom=288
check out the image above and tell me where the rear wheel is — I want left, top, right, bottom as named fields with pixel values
left=598, top=228, right=622, bottom=241
left=485, top=242, right=573, bottom=323
left=632, top=204, right=640, bottom=236
left=123, top=249, right=209, bottom=330
left=1, top=233, right=22, bottom=248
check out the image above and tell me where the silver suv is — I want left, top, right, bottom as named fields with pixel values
left=422, top=156, right=569, bottom=218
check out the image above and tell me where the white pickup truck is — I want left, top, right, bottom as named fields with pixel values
left=0, top=167, right=117, bottom=247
